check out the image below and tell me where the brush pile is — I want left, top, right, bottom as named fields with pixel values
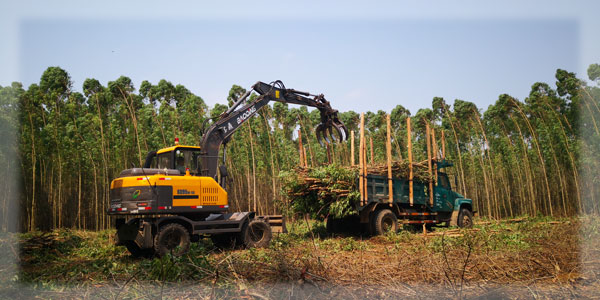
left=280, top=161, right=433, bottom=220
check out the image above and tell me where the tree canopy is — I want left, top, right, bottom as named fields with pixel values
left=0, top=65, right=598, bottom=231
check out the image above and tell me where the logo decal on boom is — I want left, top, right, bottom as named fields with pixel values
left=237, top=105, right=256, bottom=125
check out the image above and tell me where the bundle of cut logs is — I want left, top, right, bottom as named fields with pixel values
left=281, top=161, right=433, bottom=219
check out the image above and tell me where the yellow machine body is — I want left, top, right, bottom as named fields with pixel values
left=109, top=145, right=229, bottom=214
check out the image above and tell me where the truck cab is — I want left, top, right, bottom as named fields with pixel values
left=432, top=161, right=474, bottom=228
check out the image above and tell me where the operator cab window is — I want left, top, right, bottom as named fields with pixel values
left=155, top=153, right=171, bottom=170
left=438, top=172, right=451, bottom=190
left=175, top=149, right=202, bottom=175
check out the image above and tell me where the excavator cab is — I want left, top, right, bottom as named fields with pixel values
left=144, top=145, right=203, bottom=176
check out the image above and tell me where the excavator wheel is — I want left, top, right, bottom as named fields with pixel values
left=240, top=219, right=272, bottom=248
left=154, top=223, right=191, bottom=257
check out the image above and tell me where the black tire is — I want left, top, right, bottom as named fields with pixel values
left=154, top=223, right=190, bottom=257
left=240, top=219, right=272, bottom=248
left=457, top=208, right=473, bottom=228
left=371, top=209, right=398, bottom=236
left=211, top=233, right=237, bottom=249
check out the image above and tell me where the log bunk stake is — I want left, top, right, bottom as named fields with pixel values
left=426, top=123, right=433, bottom=207
left=386, top=114, right=393, bottom=205
left=298, top=129, right=305, bottom=167
left=359, top=113, right=365, bottom=205
left=407, top=117, right=413, bottom=206
left=351, top=130, right=355, bottom=166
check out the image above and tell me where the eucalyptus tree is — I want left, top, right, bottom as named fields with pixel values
left=0, top=83, right=23, bottom=231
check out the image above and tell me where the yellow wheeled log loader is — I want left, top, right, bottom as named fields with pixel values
left=108, top=80, right=348, bottom=257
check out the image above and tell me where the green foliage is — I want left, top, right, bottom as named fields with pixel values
left=279, top=164, right=358, bottom=220
left=588, top=63, right=600, bottom=82
left=17, top=229, right=216, bottom=285
left=317, top=236, right=368, bottom=252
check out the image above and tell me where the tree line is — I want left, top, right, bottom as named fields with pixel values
left=0, top=65, right=599, bottom=232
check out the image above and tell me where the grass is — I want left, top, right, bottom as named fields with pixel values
left=1, top=215, right=598, bottom=299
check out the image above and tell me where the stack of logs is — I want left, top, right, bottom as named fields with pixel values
left=290, top=161, right=434, bottom=201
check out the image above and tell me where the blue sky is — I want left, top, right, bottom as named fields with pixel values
left=3, top=1, right=599, bottom=114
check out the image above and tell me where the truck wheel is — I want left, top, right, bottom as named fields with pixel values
left=457, top=208, right=473, bottom=228
left=211, top=233, right=237, bottom=249
left=154, top=223, right=190, bottom=257
left=241, top=219, right=272, bottom=248
left=372, top=209, right=398, bottom=236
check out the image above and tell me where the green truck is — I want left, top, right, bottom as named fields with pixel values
left=327, top=159, right=475, bottom=235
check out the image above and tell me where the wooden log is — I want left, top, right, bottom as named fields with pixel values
left=441, top=129, right=446, bottom=159
left=303, top=146, right=308, bottom=168
left=298, top=129, right=304, bottom=167
left=370, top=136, right=374, bottom=165
left=426, top=123, right=433, bottom=207
left=432, top=128, right=439, bottom=160
left=362, top=114, right=368, bottom=203
left=386, top=114, right=393, bottom=204
left=432, top=128, right=438, bottom=184
left=351, top=130, right=355, bottom=166
left=407, top=117, right=413, bottom=206
left=359, top=113, right=365, bottom=205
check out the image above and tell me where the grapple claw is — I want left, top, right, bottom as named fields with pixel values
left=316, top=124, right=327, bottom=147
left=332, top=121, right=348, bottom=142
left=312, top=96, right=348, bottom=147
left=315, top=121, right=348, bottom=146
left=324, top=126, right=333, bottom=144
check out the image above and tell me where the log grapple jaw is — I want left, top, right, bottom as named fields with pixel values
left=313, top=95, right=348, bottom=146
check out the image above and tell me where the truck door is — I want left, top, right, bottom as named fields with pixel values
left=434, top=172, right=454, bottom=212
